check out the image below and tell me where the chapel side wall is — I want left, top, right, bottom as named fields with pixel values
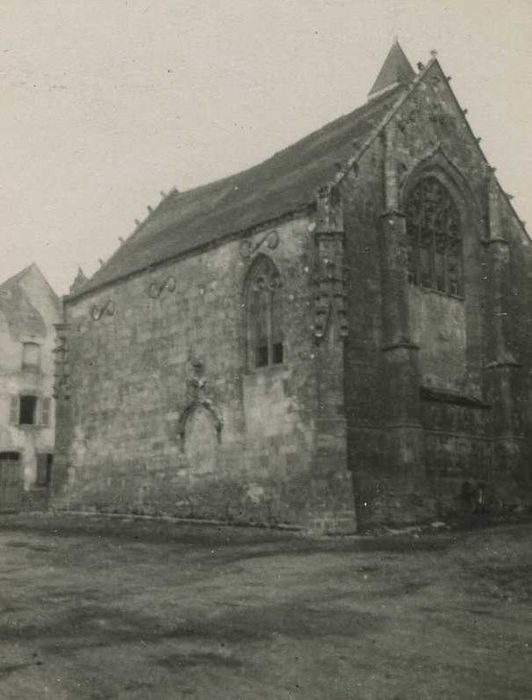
left=54, top=217, right=322, bottom=525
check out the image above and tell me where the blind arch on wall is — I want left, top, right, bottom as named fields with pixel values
left=405, top=176, right=463, bottom=297
left=244, top=254, right=283, bottom=370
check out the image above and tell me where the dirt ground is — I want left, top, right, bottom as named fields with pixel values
left=0, top=514, right=530, bottom=700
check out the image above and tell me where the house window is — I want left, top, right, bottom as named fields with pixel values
left=0, top=452, right=19, bottom=461
left=245, top=255, right=283, bottom=370
left=405, top=177, right=463, bottom=296
left=9, top=396, right=51, bottom=427
left=36, top=453, right=53, bottom=487
left=18, top=396, right=38, bottom=425
left=22, top=342, right=41, bottom=371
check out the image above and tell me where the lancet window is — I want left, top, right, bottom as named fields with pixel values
left=245, top=256, right=283, bottom=369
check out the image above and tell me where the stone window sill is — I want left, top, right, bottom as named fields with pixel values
left=244, top=363, right=284, bottom=376
left=409, top=283, right=465, bottom=303
left=420, top=386, right=491, bottom=409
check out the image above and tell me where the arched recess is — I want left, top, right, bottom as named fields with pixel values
left=242, top=254, right=284, bottom=371
left=177, top=399, right=223, bottom=453
left=400, top=150, right=484, bottom=394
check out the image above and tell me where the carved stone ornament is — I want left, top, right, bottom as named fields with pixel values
left=428, top=105, right=454, bottom=127
left=313, top=257, right=348, bottom=342
left=148, top=275, right=176, bottom=299
left=53, top=324, right=72, bottom=400
left=248, top=267, right=282, bottom=294
left=90, top=299, right=115, bottom=321
left=239, top=229, right=279, bottom=259
left=313, top=186, right=348, bottom=342
left=397, top=161, right=409, bottom=186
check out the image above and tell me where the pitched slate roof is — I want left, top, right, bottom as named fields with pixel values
left=73, top=42, right=531, bottom=301
left=72, top=43, right=422, bottom=298
left=76, top=83, right=405, bottom=298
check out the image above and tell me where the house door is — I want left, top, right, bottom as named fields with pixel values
left=0, top=452, right=22, bottom=512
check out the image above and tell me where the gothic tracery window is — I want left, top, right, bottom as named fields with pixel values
left=245, top=256, right=283, bottom=370
left=405, top=176, right=463, bottom=296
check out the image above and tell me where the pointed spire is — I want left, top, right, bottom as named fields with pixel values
left=69, top=266, right=88, bottom=294
left=368, top=40, right=416, bottom=100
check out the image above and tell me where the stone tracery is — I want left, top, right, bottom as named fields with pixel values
left=405, top=176, right=463, bottom=296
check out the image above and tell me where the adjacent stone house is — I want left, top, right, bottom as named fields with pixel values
left=53, top=43, right=532, bottom=530
left=0, top=264, right=61, bottom=511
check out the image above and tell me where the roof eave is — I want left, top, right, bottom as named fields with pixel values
left=65, top=203, right=316, bottom=304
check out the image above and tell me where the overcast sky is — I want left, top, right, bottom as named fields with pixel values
left=1, top=0, right=531, bottom=295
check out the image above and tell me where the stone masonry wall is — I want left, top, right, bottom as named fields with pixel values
left=341, top=61, right=532, bottom=525
left=53, top=60, right=532, bottom=530
left=54, top=216, right=356, bottom=528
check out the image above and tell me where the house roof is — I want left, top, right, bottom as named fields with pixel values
left=0, top=264, right=51, bottom=338
left=0, top=264, right=35, bottom=294
left=0, top=263, right=60, bottom=304
left=76, top=76, right=407, bottom=298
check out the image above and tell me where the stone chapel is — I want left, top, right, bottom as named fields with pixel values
left=53, top=43, right=532, bottom=531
